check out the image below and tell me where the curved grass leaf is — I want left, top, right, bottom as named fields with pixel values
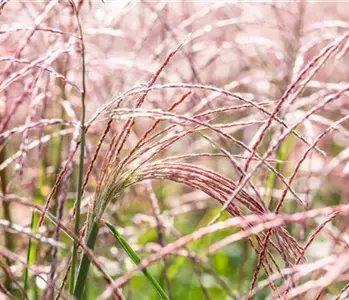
left=104, top=221, right=169, bottom=300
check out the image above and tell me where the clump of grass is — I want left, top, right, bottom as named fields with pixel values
left=3, top=2, right=349, bottom=300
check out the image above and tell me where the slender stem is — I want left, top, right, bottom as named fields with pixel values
left=70, top=3, right=87, bottom=294
left=73, top=222, right=99, bottom=299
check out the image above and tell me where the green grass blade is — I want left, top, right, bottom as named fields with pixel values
left=104, top=221, right=169, bottom=300
left=70, top=125, right=86, bottom=294
left=23, top=210, right=35, bottom=292
left=24, top=163, right=46, bottom=298
left=73, top=222, right=99, bottom=299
